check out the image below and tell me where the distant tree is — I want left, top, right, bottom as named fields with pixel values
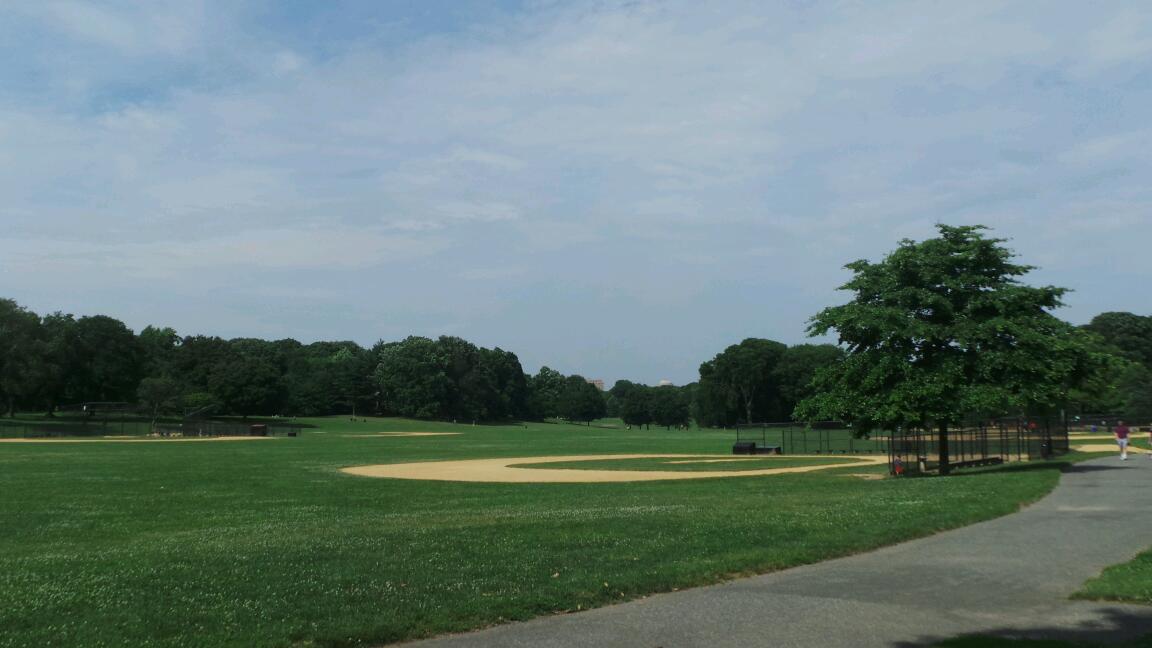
left=774, top=344, right=843, bottom=419
left=172, top=335, right=231, bottom=396
left=526, top=366, right=566, bottom=420
left=477, top=347, right=529, bottom=420
left=375, top=336, right=451, bottom=419
left=558, top=375, right=606, bottom=424
left=1083, top=312, right=1152, bottom=368
left=650, top=386, right=690, bottom=429
left=1118, top=364, right=1152, bottom=421
left=138, top=325, right=181, bottom=379
left=618, top=385, right=653, bottom=429
left=208, top=340, right=284, bottom=417
left=697, top=338, right=788, bottom=424
left=72, top=315, right=141, bottom=403
left=137, top=376, right=182, bottom=427
left=38, top=312, right=83, bottom=414
left=0, top=299, right=44, bottom=416
left=795, top=224, right=1095, bottom=475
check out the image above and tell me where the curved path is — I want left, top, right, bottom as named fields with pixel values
left=402, top=457, right=1152, bottom=647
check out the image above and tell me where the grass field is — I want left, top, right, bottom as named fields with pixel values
left=0, top=416, right=1072, bottom=647
left=1076, top=547, right=1152, bottom=606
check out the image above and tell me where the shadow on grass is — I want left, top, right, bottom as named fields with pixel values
left=896, top=606, right=1152, bottom=647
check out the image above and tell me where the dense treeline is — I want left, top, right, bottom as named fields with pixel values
left=1076, top=312, right=1152, bottom=419
left=1, top=297, right=1148, bottom=424
left=0, top=298, right=604, bottom=422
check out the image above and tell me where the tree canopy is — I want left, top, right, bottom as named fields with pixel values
left=795, top=224, right=1095, bottom=474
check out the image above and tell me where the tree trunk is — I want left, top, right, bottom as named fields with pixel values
left=938, top=422, right=951, bottom=476
left=6, top=395, right=14, bottom=418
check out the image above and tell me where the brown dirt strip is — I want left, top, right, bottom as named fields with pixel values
left=1073, top=443, right=1149, bottom=453
left=340, top=453, right=887, bottom=483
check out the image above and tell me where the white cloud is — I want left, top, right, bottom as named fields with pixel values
left=2, top=0, right=1151, bottom=380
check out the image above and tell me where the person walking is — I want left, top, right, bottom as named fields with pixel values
left=1115, top=420, right=1130, bottom=460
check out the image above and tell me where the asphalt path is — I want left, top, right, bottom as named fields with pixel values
left=402, top=456, right=1152, bottom=647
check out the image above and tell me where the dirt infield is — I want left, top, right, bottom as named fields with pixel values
left=0, top=436, right=278, bottom=444
left=340, top=453, right=887, bottom=483
left=1073, top=443, right=1149, bottom=454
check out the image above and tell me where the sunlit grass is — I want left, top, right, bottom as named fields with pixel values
left=0, top=416, right=1067, bottom=647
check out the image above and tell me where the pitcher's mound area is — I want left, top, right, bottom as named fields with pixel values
left=341, top=453, right=886, bottom=483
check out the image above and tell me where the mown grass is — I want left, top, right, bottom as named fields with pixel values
left=0, top=417, right=1067, bottom=647
left=1075, top=548, right=1152, bottom=606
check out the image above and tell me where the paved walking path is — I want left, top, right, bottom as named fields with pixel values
left=404, top=457, right=1152, bottom=647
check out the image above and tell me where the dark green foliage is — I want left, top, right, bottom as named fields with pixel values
left=374, top=336, right=529, bottom=422
left=137, top=376, right=182, bottom=425
left=207, top=341, right=284, bottom=417
left=612, top=380, right=653, bottom=428
left=1077, top=312, right=1152, bottom=418
left=0, top=299, right=44, bottom=416
left=774, top=344, right=843, bottom=417
left=696, top=338, right=788, bottom=425
left=375, top=336, right=452, bottom=419
left=795, top=225, right=1095, bottom=473
left=557, top=375, right=607, bottom=424
left=527, top=366, right=566, bottom=420
left=1083, top=312, right=1152, bottom=367
left=649, top=385, right=690, bottom=429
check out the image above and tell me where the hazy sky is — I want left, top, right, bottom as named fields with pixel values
left=2, top=1, right=1150, bottom=386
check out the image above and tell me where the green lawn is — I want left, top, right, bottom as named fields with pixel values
left=1075, top=547, right=1152, bottom=606
left=0, top=417, right=1068, bottom=647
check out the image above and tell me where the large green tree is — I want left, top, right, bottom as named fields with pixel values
left=795, top=224, right=1094, bottom=474
left=697, top=338, right=787, bottom=424
left=1083, top=312, right=1152, bottom=367
left=0, top=299, right=44, bottom=416
left=557, top=375, right=606, bottom=425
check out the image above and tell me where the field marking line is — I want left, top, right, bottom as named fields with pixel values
left=341, top=453, right=887, bottom=483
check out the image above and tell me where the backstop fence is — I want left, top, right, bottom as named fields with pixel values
left=0, top=417, right=300, bottom=439
left=734, top=415, right=1073, bottom=474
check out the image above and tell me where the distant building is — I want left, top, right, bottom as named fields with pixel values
left=586, top=379, right=605, bottom=391
left=657, top=380, right=674, bottom=387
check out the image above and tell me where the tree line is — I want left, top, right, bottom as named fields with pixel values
left=1, top=292, right=1147, bottom=425
left=0, top=299, right=607, bottom=423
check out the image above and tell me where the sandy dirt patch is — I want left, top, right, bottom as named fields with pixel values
left=663, top=458, right=780, bottom=464
left=342, top=432, right=462, bottom=437
left=0, top=436, right=278, bottom=444
left=341, top=453, right=887, bottom=483
left=1074, top=443, right=1149, bottom=454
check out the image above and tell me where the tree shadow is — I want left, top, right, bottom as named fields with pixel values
left=893, top=606, right=1152, bottom=647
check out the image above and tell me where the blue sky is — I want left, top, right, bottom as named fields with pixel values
left=1, top=1, right=1150, bottom=385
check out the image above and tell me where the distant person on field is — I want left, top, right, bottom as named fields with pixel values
left=1115, top=420, right=1130, bottom=460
